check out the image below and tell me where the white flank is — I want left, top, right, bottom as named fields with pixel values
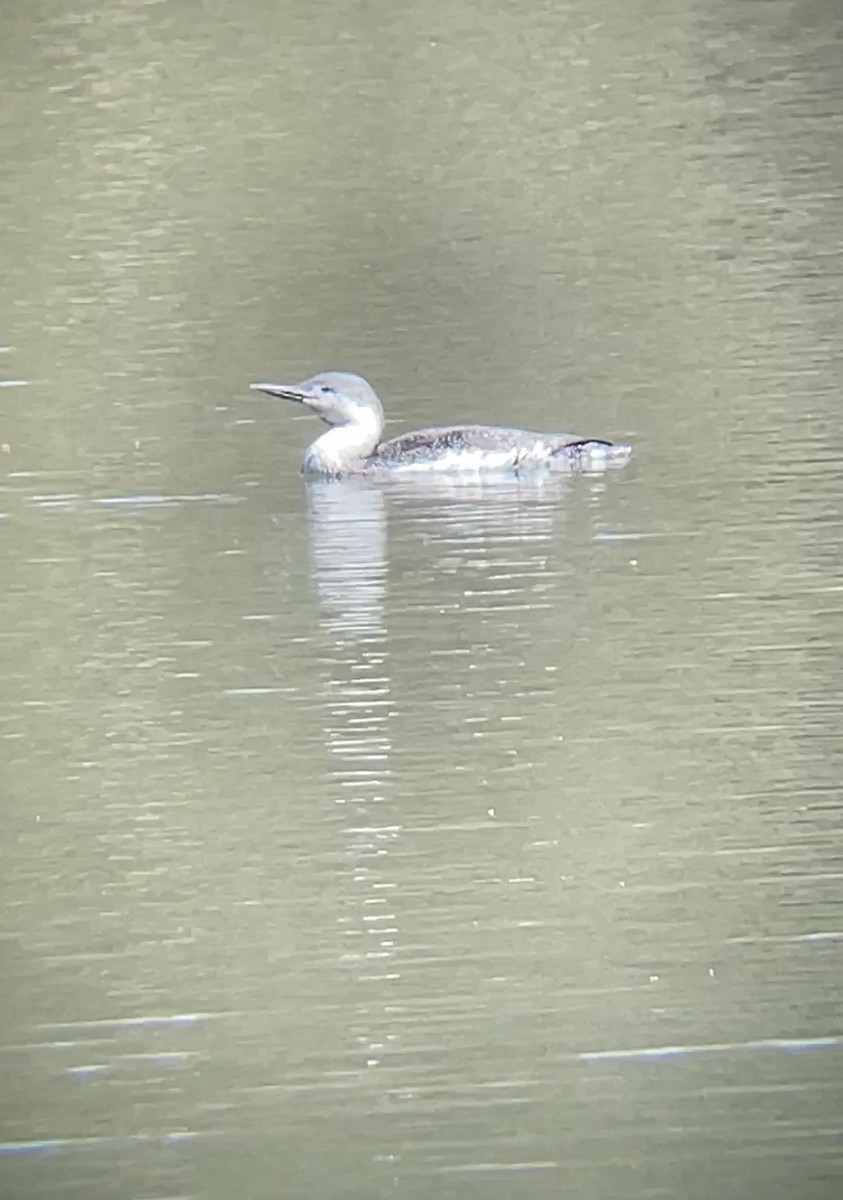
left=388, top=447, right=529, bottom=474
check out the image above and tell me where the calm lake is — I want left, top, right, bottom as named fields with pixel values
left=2, top=1, right=842, bottom=1197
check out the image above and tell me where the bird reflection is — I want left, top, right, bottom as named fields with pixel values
left=301, top=471, right=608, bottom=1080
left=305, top=479, right=388, bottom=646
left=304, top=479, right=399, bottom=1071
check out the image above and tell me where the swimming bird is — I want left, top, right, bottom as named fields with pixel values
left=250, top=371, right=631, bottom=477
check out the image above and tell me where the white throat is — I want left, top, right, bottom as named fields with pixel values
left=301, top=407, right=383, bottom=474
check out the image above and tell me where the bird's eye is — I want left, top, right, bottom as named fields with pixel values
left=319, top=385, right=335, bottom=395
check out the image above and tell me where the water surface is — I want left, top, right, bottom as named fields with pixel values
left=2, top=1, right=842, bottom=1198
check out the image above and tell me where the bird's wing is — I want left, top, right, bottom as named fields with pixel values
left=375, top=424, right=594, bottom=460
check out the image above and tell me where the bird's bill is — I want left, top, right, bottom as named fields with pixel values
left=249, top=382, right=310, bottom=404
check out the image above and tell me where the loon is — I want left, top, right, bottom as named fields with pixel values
left=250, top=371, right=631, bottom=477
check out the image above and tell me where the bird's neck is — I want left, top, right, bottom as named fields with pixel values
left=302, top=410, right=383, bottom=475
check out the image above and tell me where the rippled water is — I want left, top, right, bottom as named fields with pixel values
left=2, top=1, right=843, bottom=1198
